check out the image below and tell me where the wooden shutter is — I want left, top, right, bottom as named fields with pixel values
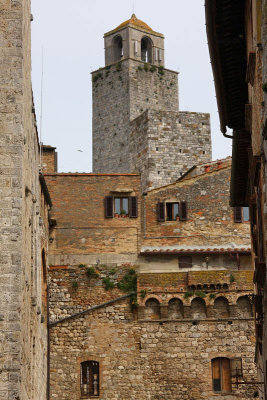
left=105, top=196, right=113, bottom=218
left=157, top=202, right=165, bottom=222
left=221, top=358, right=231, bottom=392
left=234, top=207, right=242, bottom=223
left=129, top=196, right=138, bottom=218
left=212, top=358, right=221, bottom=392
left=179, top=201, right=187, bottom=221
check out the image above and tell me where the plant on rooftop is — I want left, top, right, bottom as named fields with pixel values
left=158, top=65, right=164, bottom=75
left=116, top=62, right=122, bottom=71
left=230, top=274, right=235, bottom=283
left=209, top=293, right=216, bottom=299
left=150, top=65, right=156, bottom=72
left=184, top=291, right=194, bottom=299
left=195, top=290, right=206, bottom=298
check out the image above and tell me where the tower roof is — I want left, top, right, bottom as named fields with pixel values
left=104, top=14, right=164, bottom=38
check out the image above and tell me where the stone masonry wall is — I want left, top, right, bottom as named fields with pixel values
left=0, top=1, right=48, bottom=399
left=92, top=59, right=178, bottom=174
left=49, top=293, right=257, bottom=400
left=130, top=109, right=211, bottom=191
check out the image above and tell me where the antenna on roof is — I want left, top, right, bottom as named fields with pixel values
left=39, top=46, right=44, bottom=172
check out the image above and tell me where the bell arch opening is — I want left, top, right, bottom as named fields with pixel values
left=141, top=36, right=153, bottom=63
left=113, top=35, right=123, bottom=62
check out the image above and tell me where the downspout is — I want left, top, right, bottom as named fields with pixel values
left=47, top=284, right=50, bottom=400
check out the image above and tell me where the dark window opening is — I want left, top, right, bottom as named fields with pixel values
left=141, top=37, right=153, bottom=63
left=212, top=358, right=231, bottom=393
left=179, top=256, right=192, bottom=269
left=113, top=35, right=123, bottom=62
left=80, top=361, right=99, bottom=397
left=166, top=202, right=179, bottom=221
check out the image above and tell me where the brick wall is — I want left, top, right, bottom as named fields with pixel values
left=45, top=174, right=141, bottom=264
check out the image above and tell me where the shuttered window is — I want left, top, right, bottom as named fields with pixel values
left=80, top=361, right=99, bottom=397
left=157, top=202, right=165, bottom=222
left=105, top=196, right=113, bottom=218
left=212, top=358, right=231, bottom=393
left=129, top=196, right=138, bottom=218
left=179, top=201, right=187, bottom=221
left=234, top=207, right=242, bottom=222
left=105, top=196, right=138, bottom=218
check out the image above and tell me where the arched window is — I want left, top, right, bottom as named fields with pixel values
left=211, top=358, right=231, bottom=393
left=168, top=298, right=184, bottom=319
left=236, top=296, right=252, bottom=318
left=214, top=297, right=230, bottom=318
left=141, top=37, right=153, bottom=63
left=191, top=297, right=206, bottom=319
left=80, top=361, right=99, bottom=397
left=145, top=298, right=160, bottom=320
left=113, top=35, right=123, bottom=62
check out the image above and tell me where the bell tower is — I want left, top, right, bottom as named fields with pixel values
left=104, top=14, right=165, bottom=66
left=92, top=15, right=211, bottom=190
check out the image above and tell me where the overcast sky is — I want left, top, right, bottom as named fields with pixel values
left=31, top=0, right=232, bottom=173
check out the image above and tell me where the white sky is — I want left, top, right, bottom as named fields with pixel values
left=31, top=0, right=232, bottom=173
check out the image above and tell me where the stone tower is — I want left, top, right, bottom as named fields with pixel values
left=92, top=15, right=212, bottom=191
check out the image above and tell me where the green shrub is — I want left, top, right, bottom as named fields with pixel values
left=140, top=289, right=147, bottom=299
left=144, top=63, right=149, bottom=72
left=137, top=65, right=143, bottom=71
left=72, top=281, right=78, bottom=289
left=116, top=62, right=122, bottom=71
left=86, top=267, right=98, bottom=279
left=150, top=65, right=156, bottom=72
left=230, top=274, right=235, bottom=283
left=103, top=277, right=115, bottom=291
left=195, top=290, right=206, bottom=298
left=130, top=294, right=138, bottom=310
left=209, top=293, right=216, bottom=299
left=117, top=269, right=137, bottom=293
left=158, top=65, right=164, bottom=75
left=109, top=268, right=117, bottom=275
left=78, top=263, right=87, bottom=268
left=184, top=291, right=194, bottom=299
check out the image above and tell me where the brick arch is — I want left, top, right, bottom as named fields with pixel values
left=191, top=297, right=207, bottom=319
left=145, top=297, right=161, bottom=320
left=236, top=296, right=252, bottom=318
left=168, top=297, right=184, bottom=319
left=213, top=296, right=230, bottom=318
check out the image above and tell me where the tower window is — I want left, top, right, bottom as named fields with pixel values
left=141, top=37, right=153, bottom=63
left=113, top=35, right=123, bottom=62
left=80, top=361, right=99, bottom=397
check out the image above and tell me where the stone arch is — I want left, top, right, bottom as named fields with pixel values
left=168, top=298, right=184, bottom=319
left=236, top=296, right=252, bottom=318
left=141, top=36, right=153, bottom=63
left=145, top=298, right=160, bottom=320
left=214, top=296, right=230, bottom=318
left=113, top=35, right=123, bottom=62
left=191, top=297, right=206, bottom=319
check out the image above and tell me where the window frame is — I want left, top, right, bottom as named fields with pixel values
left=166, top=202, right=179, bottom=221
left=234, top=206, right=250, bottom=223
left=104, top=196, right=138, bottom=218
left=157, top=200, right=187, bottom=222
left=80, top=360, right=100, bottom=398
